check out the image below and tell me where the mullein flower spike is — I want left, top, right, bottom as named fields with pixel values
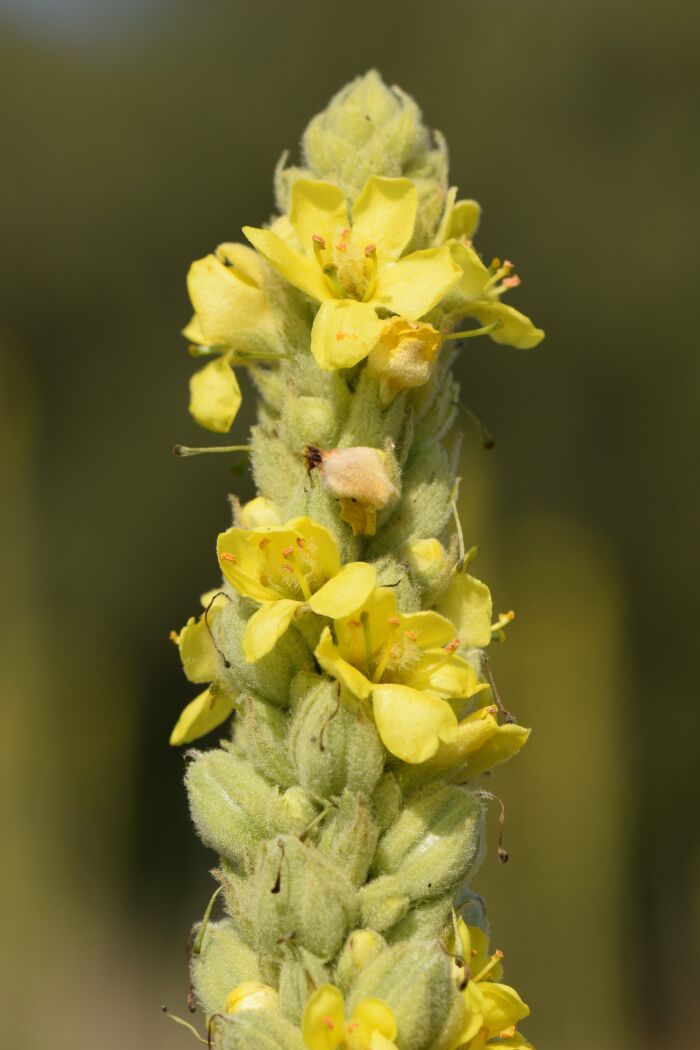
left=169, top=71, right=543, bottom=1050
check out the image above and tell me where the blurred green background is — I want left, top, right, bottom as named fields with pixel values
left=1, top=1, right=697, bottom=1047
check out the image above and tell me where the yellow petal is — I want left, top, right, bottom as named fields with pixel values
left=243, top=598, right=301, bottom=662
left=351, top=176, right=417, bottom=263
left=424, top=710, right=500, bottom=772
left=287, top=516, right=341, bottom=580
left=224, top=981, right=279, bottom=1015
left=415, top=652, right=486, bottom=700
left=437, top=572, right=493, bottom=649
left=308, top=562, right=377, bottom=619
left=315, top=627, right=373, bottom=700
left=406, top=538, right=446, bottom=575
left=182, top=313, right=206, bottom=344
left=398, top=610, right=456, bottom=648
left=243, top=225, right=330, bottom=302
left=496, top=1032, right=535, bottom=1049
left=217, top=525, right=298, bottom=602
left=189, top=356, right=242, bottom=433
left=169, top=686, right=236, bottom=746
left=464, top=300, right=545, bottom=349
left=350, top=996, right=398, bottom=1042
left=479, top=983, right=530, bottom=1035
left=464, top=723, right=531, bottom=778
left=449, top=240, right=491, bottom=300
left=372, top=245, right=461, bottom=319
left=302, top=984, right=346, bottom=1050
left=289, top=178, right=349, bottom=253
left=468, top=924, right=503, bottom=983
left=372, top=685, right=457, bottom=763
left=334, top=587, right=397, bottom=669
left=187, top=249, right=274, bottom=347
left=310, top=299, right=384, bottom=370
left=239, top=496, right=282, bottom=529
left=369, top=1035, right=399, bottom=1050
left=175, top=605, right=224, bottom=684
left=448, top=199, right=482, bottom=241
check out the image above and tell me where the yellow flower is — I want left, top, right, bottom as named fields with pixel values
left=217, top=515, right=376, bottom=662
left=302, top=984, right=398, bottom=1050
left=168, top=593, right=237, bottom=745
left=315, top=587, right=487, bottom=763
left=435, top=191, right=544, bottom=351
left=243, top=176, right=461, bottom=370
left=367, top=317, right=442, bottom=403
left=224, top=981, right=279, bottom=1015
left=184, top=243, right=279, bottom=432
left=419, top=703, right=531, bottom=778
left=436, top=565, right=494, bottom=649
left=450, top=921, right=532, bottom=1050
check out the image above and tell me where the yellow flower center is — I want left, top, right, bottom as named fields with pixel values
left=343, top=613, right=459, bottom=687
left=311, top=227, right=378, bottom=301
left=220, top=534, right=320, bottom=601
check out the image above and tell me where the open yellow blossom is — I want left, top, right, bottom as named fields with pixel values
left=184, top=243, right=280, bottom=432
left=315, top=587, right=487, bottom=762
left=217, top=515, right=376, bottom=662
left=243, top=176, right=461, bottom=370
left=450, top=921, right=532, bottom=1050
left=302, top=984, right=398, bottom=1050
left=169, top=593, right=237, bottom=745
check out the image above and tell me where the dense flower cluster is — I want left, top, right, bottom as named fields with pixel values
left=169, top=72, right=543, bottom=1050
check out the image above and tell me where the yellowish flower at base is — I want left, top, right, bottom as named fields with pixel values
left=188, top=353, right=242, bottom=433
left=420, top=705, right=530, bottom=777
left=217, top=515, right=376, bottom=661
left=244, top=175, right=461, bottom=370
left=302, top=984, right=398, bottom=1050
left=367, top=317, right=442, bottom=403
left=224, top=981, right=279, bottom=1015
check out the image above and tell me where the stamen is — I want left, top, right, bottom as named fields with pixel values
left=404, top=630, right=418, bottom=642
left=363, top=243, right=378, bottom=301
left=220, top=552, right=237, bottom=563
left=312, top=234, right=326, bottom=271
left=503, top=275, right=521, bottom=288
left=322, top=263, right=346, bottom=298
left=258, top=537, right=272, bottom=550
left=372, top=618, right=402, bottom=683
left=322, top=1015, right=335, bottom=1030
left=361, top=611, right=374, bottom=678
left=472, top=949, right=505, bottom=982
left=281, top=546, right=294, bottom=557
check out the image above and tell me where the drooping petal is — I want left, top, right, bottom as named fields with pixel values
left=437, top=571, right=493, bottom=649
left=479, top=982, right=530, bottom=1034
left=243, top=598, right=301, bottom=662
left=464, top=723, right=531, bottom=778
left=463, top=300, right=545, bottom=349
left=424, top=709, right=500, bottom=772
left=372, top=685, right=458, bottom=763
left=301, top=984, right=346, bottom=1050
left=174, top=598, right=227, bottom=683
left=372, top=245, right=462, bottom=319
left=169, top=686, right=236, bottom=746
left=289, top=178, right=349, bottom=253
left=352, top=176, right=418, bottom=263
left=449, top=241, right=491, bottom=300
left=217, top=525, right=298, bottom=602
left=310, top=299, right=384, bottom=370
left=243, top=225, right=331, bottom=302
left=350, top=996, right=398, bottom=1042
left=287, top=516, right=342, bottom=580
left=308, top=562, right=377, bottom=619
left=398, top=610, right=456, bottom=648
left=189, top=356, right=242, bottom=433
left=448, top=199, right=482, bottom=241
left=187, top=248, right=275, bottom=347
left=315, top=627, right=373, bottom=700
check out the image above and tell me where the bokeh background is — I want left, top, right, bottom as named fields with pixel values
left=2, top=1, right=698, bottom=1047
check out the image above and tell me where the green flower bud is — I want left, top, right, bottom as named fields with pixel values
left=357, top=875, right=410, bottom=932
left=317, top=790, right=380, bottom=888
left=234, top=692, right=295, bottom=789
left=218, top=1010, right=305, bottom=1050
left=371, top=785, right=484, bottom=901
left=347, top=941, right=465, bottom=1050
left=244, top=835, right=358, bottom=958
left=290, top=679, right=384, bottom=799
left=335, top=929, right=387, bottom=994
left=192, top=919, right=261, bottom=1017
left=186, top=749, right=317, bottom=864
left=371, top=772, right=402, bottom=833
left=278, top=947, right=330, bottom=1024
left=286, top=395, right=338, bottom=448
left=385, top=893, right=453, bottom=944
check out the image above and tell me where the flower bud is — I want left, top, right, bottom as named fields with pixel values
left=347, top=941, right=466, bottom=1050
left=192, top=919, right=261, bottom=1017
left=290, top=679, right=384, bottom=799
left=287, top=396, right=338, bottom=448
left=406, top=537, right=446, bottom=576
left=234, top=692, right=295, bottom=788
left=304, top=443, right=399, bottom=536
left=278, top=947, right=330, bottom=1024
left=372, top=785, right=484, bottom=901
left=371, top=772, right=403, bottom=833
left=239, top=496, right=281, bottom=529
left=317, top=790, right=380, bottom=888
left=335, top=929, right=387, bottom=993
left=217, top=1010, right=305, bottom=1050
left=244, top=836, right=358, bottom=958
left=368, top=318, right=442, bottom=403
left=224, top=981, right=279, bottom=1015
left=357, top=875, right=410, bottom=931
left=385, top=893, right=453, bottom=944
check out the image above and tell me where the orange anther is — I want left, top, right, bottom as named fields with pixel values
left=322, top=1015, right=335, bottom=1030
left=347, top=619, right=361, bottom=628
left=220, top=552, right=237, bottom=563
left=296, top=536, right=306, bottom=548
left=168, top=630, right=178, bottom=642
left=388, top=616, right=401, bottom=626
left=404, top=630, right=418, bottom=642
left=445, top=638, right=460, bottom=653
left=312, top=234, right=326, bottom=248
left=495, top=949, right=505, bottom=959
left=503, top=275, right=521, bottom=288
left=281, top=545, right=294, bottom=557
left=364, top=242, right=377, bottom=257
left=258, top=537, right=271, bottom=549
left=281, top=564, right=294, bottom=574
